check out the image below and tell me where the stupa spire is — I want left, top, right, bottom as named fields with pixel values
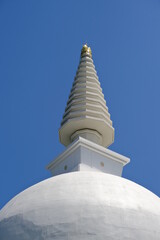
left=47, top=45, right=129, bottom=177
left=59, top=44, right=114, bottom=147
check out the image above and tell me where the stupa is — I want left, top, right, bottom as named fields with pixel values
left=0, top=44, right=160, bottom=240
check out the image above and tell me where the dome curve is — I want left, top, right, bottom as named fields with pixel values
left=0, top=172, right=160, bottom=240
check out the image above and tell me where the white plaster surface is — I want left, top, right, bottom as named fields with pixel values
left=47, top=137, right=129, bottom=177
left=1, top=172, right=160, bottom=239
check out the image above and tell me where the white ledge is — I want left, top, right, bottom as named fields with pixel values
left=46, top=137, right=130, bottom=177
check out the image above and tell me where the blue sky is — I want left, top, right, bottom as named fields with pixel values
left=1, top=0, right=160, bottom=208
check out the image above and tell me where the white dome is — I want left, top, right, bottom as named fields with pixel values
left=0, top=172, right=160, bottom=239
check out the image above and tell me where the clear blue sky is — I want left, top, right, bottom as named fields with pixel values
left=1, top=0, right=160, bottom=208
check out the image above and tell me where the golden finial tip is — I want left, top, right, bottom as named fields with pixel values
left=81, top=44, right=92, bottom=58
